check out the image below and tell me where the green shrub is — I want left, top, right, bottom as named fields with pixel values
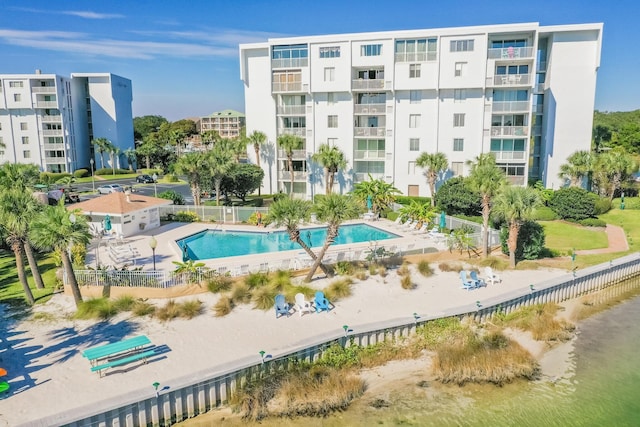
left=131, top=300, right=156, bottom=316
left=138, top=168, right=163, bottom=175
left=174, top=211, right=199, bottom=222
left=417, top=260, right=434, bottom=277
left=40, top=172, right=72, bottom=184
left=75, top=298, right=117, bottom=320
left=245, top=272, right=270, bottom=289
left=615, top=196, right=640, bottom=209
left=158, top=190, right=185, bottom=205
left=436, top=177, right=481, bottom=216
left=532, top=206, right=559, bottom=221
left=334, top=261, right=354, bottom=276
left=207, top=274, right=233, bottom=293
left=214, top=295, right=235, bottom=316
left=164, top=173, right=179, bottom=182
left=252, top=286, right=279, bottom=310
left=112, top=295, right=136, bottom=311
left=179, top=300, right=203, bottom=319
left=323, top=278, right=353, bottom=301
left=95, top=168, right=131, bottom=175
left=578, top=218, right=607, bottom=227
left=396, top=195, right=431, bottom=206
left=593, top=197, right=612, bottom=215
left=549, top=187, right=595, bottom=220
left=500, top=220, right=546, bottom=260
left=73, top=169, right=89, bottom=178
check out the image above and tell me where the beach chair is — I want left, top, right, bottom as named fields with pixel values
left=274, top=294, right=291, bottom=318
left=460, top=271, right=479, bottom=290
left=391, top=216, right=403, bottom=227
left=294, top=293, right=313, bottom=317
left=350, top=249, right=362, bottom=262
left=470, top=270, right=486, bottom=287
left=484, top=267, right=502, bottom=285
left=314, top=291, right=331, bottom=313
left=402, top=219, right=416, bottom=230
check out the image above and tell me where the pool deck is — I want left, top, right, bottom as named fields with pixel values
left=87, top=219, right=447, bottom=274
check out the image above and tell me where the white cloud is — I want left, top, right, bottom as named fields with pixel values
left=62, top=11, right=125, bottom=19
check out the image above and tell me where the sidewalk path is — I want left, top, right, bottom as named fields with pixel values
left=576, top=224, right=628, bottom=255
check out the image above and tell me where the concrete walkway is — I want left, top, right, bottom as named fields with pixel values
left=576, top=224, right=629, bottom=255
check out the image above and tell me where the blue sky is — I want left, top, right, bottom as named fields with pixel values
left=1, top=0, right=638, bottom=121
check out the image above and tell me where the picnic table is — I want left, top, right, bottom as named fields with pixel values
left=82, top=335, right=155, bottom=377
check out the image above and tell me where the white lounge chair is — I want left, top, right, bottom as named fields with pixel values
left=484, top=266, right=502, bottom=284
left=294, top=293, right=313, bottom=317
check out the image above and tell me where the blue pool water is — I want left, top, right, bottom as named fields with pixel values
left=177, top=223, right=400, bottom=260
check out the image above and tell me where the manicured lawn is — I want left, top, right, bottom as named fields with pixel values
left=600, top=206, right=640, bottom=253
left=541, top=221, right=609, bottom=253
left=0, top=250, right=59, bottom=308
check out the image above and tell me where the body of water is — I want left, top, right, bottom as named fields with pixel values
left=177, top=223, right=399, bottom=260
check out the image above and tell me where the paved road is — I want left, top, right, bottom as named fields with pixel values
left=71, top=178, right=195, bottom=204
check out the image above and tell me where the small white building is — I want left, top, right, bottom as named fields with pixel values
left=70, top=192, right=171, bottom=238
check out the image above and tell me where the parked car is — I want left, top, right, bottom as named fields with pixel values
left=136, top=174, right=157, bottom=183
left=97, top=184, right=125, bottom=194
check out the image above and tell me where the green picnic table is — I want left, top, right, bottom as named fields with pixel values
left=82, top=335, right=155, bottom=377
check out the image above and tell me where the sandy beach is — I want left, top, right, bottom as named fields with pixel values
left=0, top=259, right=571, bottom=427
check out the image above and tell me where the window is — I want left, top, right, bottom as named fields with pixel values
left=324, top=67, right=335, bottom=82
left=14, top=93, right=21, bottom=102
left=9, top=81, right=23, bottom=88
left=450, top=39, right=474, bottom=52
left=319, top=46, right=340, bottom=58
left=496, top=64, right=529, bottom=75
left=23, top=150, right=31, bottom=158
left=455, top=62, right=466, bottom=77
left=395, top=38, right=437, bottom=61
left=409, top=138, right=420, bottom=151
left=454, top=89, right=466, bottom=102
left=361, top=44, right=382, bottom=56
left=272, top=44, right=308, bottom=59
left=409, top=64, right=421, bottom=78
left=327, top=138, right=338, bottom=146
left=408, top=161, right=417, bottom=175
left=20, top=122, right=28, bottom=131
left=409, top=114, right=421, bottom=128
left=410, top=90, right=421, bottom=104
left=327, top=92, right=335, bottom=104
left=22, top=136, right=29, bottom=144
left=453, top=138, right=464, bottom=151
left=454, top=113, right=465, bottom=127
left=451, top=162, right=463, bottom=176
left=328, top=115, right=338, bottom=128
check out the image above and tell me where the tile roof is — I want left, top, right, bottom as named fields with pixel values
left=204, top=109, right=245, bottom=118
left=69, top=192, right=172, bottom=215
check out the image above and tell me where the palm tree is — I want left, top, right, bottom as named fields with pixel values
left=467, top=154, right=507, bottom=257
left=305, top=194, right=361, bottom=281
left=123, top=148, right=137, bottom=171
left=492, top=186, right=541, bottom=268
left=30, top=205, right=91, bottom=307
left=0, top=162, right=40, bottom=189
left=397, top=200, right=434, bottom=228
left=201, top=130, right=220, bottom=150
left=91, top=137, right=110, bottom=169
left=207, top=144, right=234, bottom=206
left=592, top=149, right=637, bottom=200
left=269, top=195, right=330, bottom=277
left=352, top=175, right=401, bottom=215
left=312, top=143, right=348, bottom=195
left=174, top=152, right=209, bottom=206
left=277, top=134, right=304, bottom=195
left=108, top=144, right=120, bottom=175
left=248, top=131, right=267, bottom=195
left=416, top=152, right=448, bottom=207
left=136, top=139, right=157, bottom=170
left=558, top=150, right=593, bottom=187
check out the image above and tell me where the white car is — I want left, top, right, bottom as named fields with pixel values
left=97, top=184, right=125, bottom=194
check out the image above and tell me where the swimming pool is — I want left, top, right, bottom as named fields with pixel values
left=177, top=223, right=400, bottom=260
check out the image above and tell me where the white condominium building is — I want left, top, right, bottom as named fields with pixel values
left=240, top=22, right=602, bottom=198
left=200, top=109, right=246, bottom=139
left=0, top=71, right=134, bottom=173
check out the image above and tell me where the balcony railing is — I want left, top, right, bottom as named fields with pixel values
left=492, top=101, right=530, bottom=113
left=43, top=143, right=65, bottom=150
left=42, top=129, right=63, bottom=137
left=487, top=47, right=534, bottom=59
left=278, top=149, right=307, bottom=159
left=41, top=114, right=61, bottom=123
left=272, top=82, right=303, bottom=93
left=352, top=79, right=385, bottom=91
left=277, top=105, right=306, bottom=115
left=492, top=151, right=527, bottom=162
left=354, top=150, right=385, bottom=160
left=278, top=127, right=306, bottom=137
left=31, top=86, right=56, bottom=94
left=34, top=101, right=59, bottom=108
left=488, top=74, right=532, bottom=87
left=394, top=51, right=437, bottom=62
left=271, top=58, right=308, bottom=68
left=354, top=104, right=386, bottom=114
left=44, top=155, right=66, bottom=162
left=354, top=127, right=386, bottom=137
left=354, top=172, right=384, bottom=182
left=278, top=170, right=307, bottom=181
left=490, top=126, right=528, bottom=137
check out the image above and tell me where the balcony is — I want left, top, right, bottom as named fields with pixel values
left=354, top=104, right=385, bottom=115
left=31, top=86, right=56, bottom=94
left=43, top=143, right=65, bottom=150
left=492, top=101, right=530, bottom=113
left=272, top=82, right=303, bottom=93
left=278, top=149, right=307, bottom=159
left=277, top=105, right=306, bottom=115
left=394, top=51, right=437, bottom=62
left=44, top=155, right=66, bottom=162
left=42, top=129, right=63, bottom=137
left=491, top=151, right=527, bottom=162
left=278, top=127, right=306, bottom=137
left=34, top=101, right=59, bottom=108
left=354, top=150, right=385, bottom=160
left=354, top=127, right=386, bottom=137
left=534, top=83, right=545, bottom=93
left=278, top=170, right=307, bottom=181
left=488, top=74, right=532, bottom=87
left=487, top=47, right=534, bottom=59
left=354, top=172, right=384, bottom=182
left=490, top=126, right=528, bottom=137
left=271, top=58, right=308, bottom=68
left=352, top=79, right=385, bottom=91
left=41, top=114, right=61, bottom=123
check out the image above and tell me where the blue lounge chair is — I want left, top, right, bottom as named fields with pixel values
left=459, top=271, right=478, bottom=290
left=470, top=270, right=486, bottom=287
left=314, top=291, right=331, bottom=313
left=274, top=294, right=291, bottom=318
